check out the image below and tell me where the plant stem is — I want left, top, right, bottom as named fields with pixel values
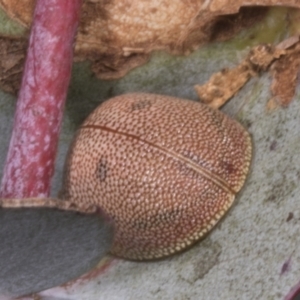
left=0, top=0, right=82, bottom=198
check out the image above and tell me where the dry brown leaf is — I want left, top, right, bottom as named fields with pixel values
left=194, top=44, right=285, bottom=109
left=269, top=38, right=300, bottom=108
left=194, top=35, right=300, bottom=109
left=0, top=0, right=299, bottom=80
left=0, top=0, right=33, bottom=26
left=0, top=36, right=27, bottom=95
left=0, top=0, right=300, bottom=97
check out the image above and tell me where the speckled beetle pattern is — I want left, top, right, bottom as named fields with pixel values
left=62, top=93, right=252, bottom=260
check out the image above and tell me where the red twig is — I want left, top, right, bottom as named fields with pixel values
left=0, top=0, right=82, bottom=198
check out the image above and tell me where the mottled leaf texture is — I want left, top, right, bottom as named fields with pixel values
left=0, top=208, right=113, bottom=298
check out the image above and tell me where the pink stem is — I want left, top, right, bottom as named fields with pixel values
left=0, top=0, right=82, bottom=198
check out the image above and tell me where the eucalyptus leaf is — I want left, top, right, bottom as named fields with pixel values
left=0, top=208, right=113, bottom=298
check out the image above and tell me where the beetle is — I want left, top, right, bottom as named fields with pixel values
left=1, top=93, right=252, bottom=260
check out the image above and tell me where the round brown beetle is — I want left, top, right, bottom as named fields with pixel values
left=61, top=93, right=252, bottom=260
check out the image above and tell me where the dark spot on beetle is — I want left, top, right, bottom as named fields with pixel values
left=97, top=158, right=108, bottom=182
left=270, top=140, right=277, bottom=151
left=221, top=161, right=235, bottom=175
left=286, top=212, right=294, bottom=222
left=131, top=100, right=152, bottom=111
